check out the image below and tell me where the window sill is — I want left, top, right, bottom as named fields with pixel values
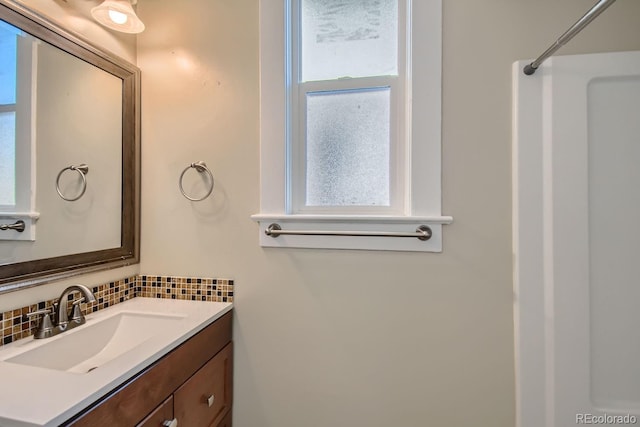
left=251, top=214, right=452, bottom=252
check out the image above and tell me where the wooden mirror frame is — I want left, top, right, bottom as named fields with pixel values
left=0, top=0, right=140, bottom=292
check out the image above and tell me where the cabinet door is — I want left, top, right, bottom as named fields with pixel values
left=136, top=396, right=174, bottom=427
left=174, top=342, right=233, bottom=427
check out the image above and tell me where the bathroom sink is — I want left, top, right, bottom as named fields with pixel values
left=5, top=311, right=186, bottom=374
left=0, top=298, right=232, bottom=427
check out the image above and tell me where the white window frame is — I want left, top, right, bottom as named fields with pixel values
left=291, top=0, right=407, bottom=216
left=253, top=0, right=451, bottom=252
left=0, top=32, right=39, bottom=241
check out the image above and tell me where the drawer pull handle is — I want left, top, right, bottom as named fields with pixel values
left=163, top=419, right=178, bottom=427
left=206, top=394, right=215, bottom=407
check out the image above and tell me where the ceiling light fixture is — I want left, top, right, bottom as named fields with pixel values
left=91, top=0, right=145, bottom=34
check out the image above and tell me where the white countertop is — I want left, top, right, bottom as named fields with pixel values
left=0, top=298, right=232, bottom=427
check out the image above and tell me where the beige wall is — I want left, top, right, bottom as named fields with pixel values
left=2, top=0, right=640, bottom=425
left=135, top=1, right=640, bottom=426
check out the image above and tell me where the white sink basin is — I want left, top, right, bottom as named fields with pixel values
left=5, top=312, right=186, bottom=374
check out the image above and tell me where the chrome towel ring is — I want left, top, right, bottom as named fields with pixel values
left=179, top=161, right=214, bottom=201
left=56, top=164, right=89, bottom=201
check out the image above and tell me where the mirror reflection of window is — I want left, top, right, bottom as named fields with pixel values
left=0, top=20, right=18, bottom=207
left=0, top=19, right=36, bottom=226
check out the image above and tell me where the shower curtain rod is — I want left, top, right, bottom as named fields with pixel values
left=523, top=0, right=617, bottom=75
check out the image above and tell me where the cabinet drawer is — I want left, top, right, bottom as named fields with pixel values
left=137, top=396, right=173, bottom=427
left=174, top=342, right=233, bottom=427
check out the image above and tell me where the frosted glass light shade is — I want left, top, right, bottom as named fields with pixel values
left=91, top=0, right=145, bottom=34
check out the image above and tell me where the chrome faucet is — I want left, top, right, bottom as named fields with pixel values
left=56, top=284, right=97, bottom=329
left=26, top=284, right=96, bottom=339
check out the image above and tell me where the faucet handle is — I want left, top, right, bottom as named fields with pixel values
left=23, top=308, right=51, bottom=321
left=23, top=309, right=55, bottom=339
left=70, top=297, right=87, bottom=324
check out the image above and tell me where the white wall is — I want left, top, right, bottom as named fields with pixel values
left=136, top=1, right=640, bottom=426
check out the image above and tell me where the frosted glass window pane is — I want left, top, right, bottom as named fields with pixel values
left=306, top=87, right=390, bottom=206
left=0, top=111, right=16, bottom=205
left=301, top=0, right=398, bottom=81
left=0, top=20, right=17, bottom=105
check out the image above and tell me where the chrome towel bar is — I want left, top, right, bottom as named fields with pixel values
left=265, top=223, right=432, bottom=241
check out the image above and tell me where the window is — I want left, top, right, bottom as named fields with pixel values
left=253, top=0, right=451, bottom=252
left=0, top=21, right=38, bottom=241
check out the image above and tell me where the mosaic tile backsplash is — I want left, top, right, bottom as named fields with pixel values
left=0, top=275, right=234, bottom=347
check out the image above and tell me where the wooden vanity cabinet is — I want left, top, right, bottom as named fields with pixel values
left=65, top=311, right=233, bottom=427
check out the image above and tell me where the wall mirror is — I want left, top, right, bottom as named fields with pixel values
left=0, top=0, right=140, bottom=292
